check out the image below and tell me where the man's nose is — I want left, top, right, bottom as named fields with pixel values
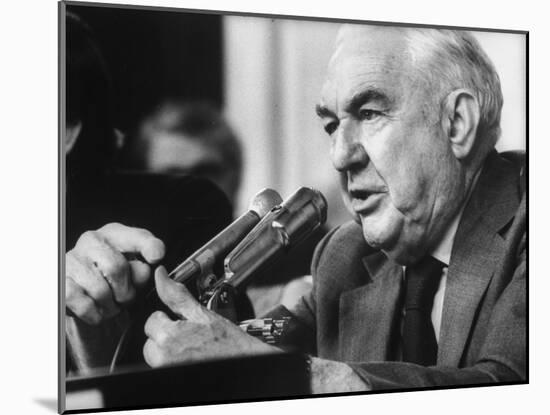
left=330, top=120, right=368, bottom=172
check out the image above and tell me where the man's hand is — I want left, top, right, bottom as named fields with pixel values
left=66, top=223, right=165, bottom=324
left=65, top=223, right=165, bottom=373
left=143, top=266, right=276, bottom=367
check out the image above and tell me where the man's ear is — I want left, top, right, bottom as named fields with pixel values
left=441, top=89, right=480, bottom=161
left=66, top=121, right=82, bottom=153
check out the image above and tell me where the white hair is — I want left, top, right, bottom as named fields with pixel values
left=403, top=28, right=503, bottom=150
left=335, top=25, right=503, bottom=152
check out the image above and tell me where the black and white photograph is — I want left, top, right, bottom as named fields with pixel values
left=51, top=0, right=531, bottom=413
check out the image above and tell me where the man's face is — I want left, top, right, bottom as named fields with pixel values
left=317, top=26, right=464, bottom=263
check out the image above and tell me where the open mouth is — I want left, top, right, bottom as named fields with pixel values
left=349, top=189, right=370, bottom=200
left=348, top=189, right=384, bottom=214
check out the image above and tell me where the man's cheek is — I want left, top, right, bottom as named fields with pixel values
left=367, top=140, right=405, bottom=184
left=375, top=153, right=421, bottom=214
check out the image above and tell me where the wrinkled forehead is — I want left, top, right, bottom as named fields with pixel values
left=321, top=25, right=414, bottom=107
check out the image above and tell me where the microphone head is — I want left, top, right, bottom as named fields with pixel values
left=223, top=186, right=327, bottom=288
left=248, top=188, right=283, bottom=217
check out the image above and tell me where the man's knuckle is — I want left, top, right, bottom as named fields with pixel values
left=76, top=230, right=99, bottom=248
left=89, top=282, right=111, bottom=302
left=156, top=357, right=166, bottom=368
left=143, top=341, right=159, bottom=367
left=66, top=250, right=77, bottom=263
left=99, top=261, right=117, bottom=277
left=66, top=293, right=84, bottom=313
left=101, top=258, right=128, bottom=279
left=145, top=311, right=162, bottom=334
left=134, top=226, right=153, bottom=238
left=146, top=343, right=168, bottom=368
left=153, top=310, right=166, bottom=321
left=65, top=280, right=79, bottom=303
left=156, top=330, right=169, bottom=347
left=149, top=310, right=164, bottom=322
left=99, top=222, right=122, bottom=233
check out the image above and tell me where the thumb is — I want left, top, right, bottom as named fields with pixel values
left=154, top=266, right=204, bottom=321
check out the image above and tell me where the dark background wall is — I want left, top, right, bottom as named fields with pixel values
left=67, top=4, right=223, bottom=131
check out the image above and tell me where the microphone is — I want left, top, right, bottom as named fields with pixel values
left=167, top=188, right=282, bottom=291
left=220, top=187, right=327, bottom=290
left=112, top=189, right=282, bottom=369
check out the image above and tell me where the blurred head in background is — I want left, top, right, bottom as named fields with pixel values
left=66, top=12, right=118, bottom=183
left=121, top=100, right=243, bottom=205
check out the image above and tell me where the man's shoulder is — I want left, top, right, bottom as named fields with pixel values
left=311, top=221, right=377, bottom=284
left=460, top=150, right=525, bottom=237
left=315, top=221, right=369, bottom=259
left=323, top=221, right=365, bottom=247
left=478, top=150, right=525, bottom=202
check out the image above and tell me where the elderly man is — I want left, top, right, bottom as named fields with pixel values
left=66, top=25, right=525, bottom=392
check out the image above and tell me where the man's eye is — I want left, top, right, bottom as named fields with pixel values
left=359, top=109, right=383, bottom=121
left=324, top=121, right=338, bottom=135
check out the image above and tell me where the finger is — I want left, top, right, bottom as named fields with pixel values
left=84, top=238, right=135, bottom=304
left=73, top=230, right=134, bottom=304
left=144, top=310, right=176, bottom=345
left=143, top=339, right=164, bottom=368
left=65, top=276, right=102, bottom=325
left=155, top=266, right=206, bottom=322
left=66, top=252, right=120, bottom=318
left=98, top=223, right=165, bottom=264
left=129, top=259, right=152, bottom=288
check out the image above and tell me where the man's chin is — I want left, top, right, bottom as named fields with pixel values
left=365, top=229, right=429, bottom=266
left=360, top=219, right=417, bottom=265
left=361, top=226, right=396, bottom=254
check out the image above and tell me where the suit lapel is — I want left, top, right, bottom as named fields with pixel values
left=438, top=152, right=521, bottom=366
left=437, top=220, right=505, bottom=365
left=339, top=251, right=403, bottom=361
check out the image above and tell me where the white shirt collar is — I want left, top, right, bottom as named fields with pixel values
left=430, top=208, right=462, bottom=266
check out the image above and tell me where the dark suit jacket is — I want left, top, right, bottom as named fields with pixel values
left=273, top=151, right=526, bottom=389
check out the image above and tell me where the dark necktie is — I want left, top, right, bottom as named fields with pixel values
left=402, top=255, right=445, bottom=366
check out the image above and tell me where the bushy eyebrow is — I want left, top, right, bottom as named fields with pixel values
left=344, top=89, right=391, bottom=113
left=315, top=104, right=334, bottom=119
left=315, top=88, right=391, bottom=119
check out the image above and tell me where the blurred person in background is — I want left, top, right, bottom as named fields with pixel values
left=120, top=100, right=242, bottom=207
